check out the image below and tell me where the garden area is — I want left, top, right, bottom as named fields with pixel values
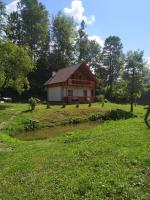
left=0, top=102, right=150, bottom=199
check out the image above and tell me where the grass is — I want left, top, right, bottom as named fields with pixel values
left=0, top=103, right=150, bottom=199
left=0, top=102, right=141, bottom=135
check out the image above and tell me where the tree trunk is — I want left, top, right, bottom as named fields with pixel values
left=130, top=92, right=134, bottom=112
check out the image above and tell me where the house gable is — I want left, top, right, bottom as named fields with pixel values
left=70, top=64, right=96, bottom=81
left=45, top=63, right=96, bottom=87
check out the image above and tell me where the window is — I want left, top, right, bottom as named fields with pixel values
left=68, top=90, right=73, bottom=96
left=91, top=90, right=94, bottom=97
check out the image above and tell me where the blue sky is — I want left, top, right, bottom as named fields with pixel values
left=4, top=0, right=150, bottom=63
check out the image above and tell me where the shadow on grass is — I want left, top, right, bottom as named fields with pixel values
left=21, top=109, right=32, bottom=113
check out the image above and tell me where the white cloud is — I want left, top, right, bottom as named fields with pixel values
left=6, top=0, right=19, bottom=13
left=64, top=0, right=95, bottom=24
left=89, top=35, right=104, bottom=47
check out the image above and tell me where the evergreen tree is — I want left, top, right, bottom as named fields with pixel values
left=0, top=0, right=5, bottom=36
left=50, top=12, right=77, bottom=70
left=124, top=50, right=145, bottom=112
left=103, top=36, right=124, bottom=99
left=77, top=20, right=89, bottom=62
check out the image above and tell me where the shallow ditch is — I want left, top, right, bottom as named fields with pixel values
left=13, top=121, right=101, bottom=141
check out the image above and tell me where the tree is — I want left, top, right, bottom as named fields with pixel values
left=5, top=11, right=24, bottom=45
left=50, top=12, right=77, bottom=70
left=0, top=40, right=35, bottom=94
left=0, top=0, right=5, bottom=36
left=18, top=0, right=49, bottom=58
left=124, top=50, right=145, bottom=112
left=87, top=40, right=102, bottom=67
left=77, top=20, right=89, bottom=62
left=103, top=36, right=124, bottom=99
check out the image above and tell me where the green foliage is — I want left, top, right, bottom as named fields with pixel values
left=103, top=36, right=124, bottom=98
left=88, top=113, right=103, bottom=121
left=23, top=119, right=39, bottom=131
left=88, top=102, right=92, bottom=107
left=19, top=0, right=49, bottom=57
left=124, top=50, right=145, bottom=112
left=96, top=95, right=105, bottom=103
left=46, top=102, right=50, bottom=109
left=61, top=103, right=66, bottom=108
left=62, top=117, right=82, bottom=125
left=77, top=20, right=89, bottom=62
left=0, top=0, right=5, bottom=35
left=76, top=103, right=79, bottom=108
left=105, top=109, right=136, bottom=120
left=89, top=109, right=136, bottom=121
left=0, top=40, right=35, bottom=93
left=1, top=104, right=149, bottom=199
left=50, top=12, right=77, bottom=69
left=28, top=97, right=37, bottom=111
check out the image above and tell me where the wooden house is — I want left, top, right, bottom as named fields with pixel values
left=44, top=63, right=96, bottom=103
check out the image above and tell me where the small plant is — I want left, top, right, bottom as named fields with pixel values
left=68, top=117, right=81, bottom=124
left=88, top=102, right=92, bottom=107
left=62, top=117, right=82, bottom=125
left=28, top=97, right=37, bottom=111
left=46, top=102, right=50, bottom=109
left=104, top=98, right=108, bottom=103
left=88, top=114, right=103, bottom=121
left=61, top=103, right=66, bottom=108
left=96, top=95, right=106, bottom=107
left=23, top=119, right=40, bottom=131
left=76, top=103, right=79, bottom=108
left=96, top=95, right=104, bottom=103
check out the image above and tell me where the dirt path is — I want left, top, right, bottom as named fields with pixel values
left=0, top=111, right=21, bottom=130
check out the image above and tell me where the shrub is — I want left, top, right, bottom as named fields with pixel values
left=88, top=102, right=92, bottom=107
left=28, top=97, right=37, bottom=111
left=23, top=119, right=40, bottom=131
left=46, top=102, right=50, bottom=109
left=88, top=114, right=103, bottom=121
left=96, top=95, right=105, bottom=103
left=61, top=103, right=66, bottom=108
left=104, top=109, right=136, bottom=120
left=104, top=99, right=109, bottom=103
left=62, top=117, right=82, bottom=125
left=76, top=103, right=79, bottom=108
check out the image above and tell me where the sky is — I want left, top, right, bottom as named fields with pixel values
left=3, top=0, right=150, bottom=65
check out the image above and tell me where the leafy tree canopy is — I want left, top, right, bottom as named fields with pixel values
left=0, top=40, right=35, bottom=93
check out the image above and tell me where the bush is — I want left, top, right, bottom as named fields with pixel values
left=28, top=97, right=37, bottom=111
left=62, top=117, right=82, bottom=125
left=104, top=109, right=136, bottom=120
left=61, top=103, right=66, bottom=108
left=76, top=103, right=79, bottom=108
left=23, top=119, right=40, bottom=131
left=88, top=114, right=103, bottom=121
left=46, top=102, right=50, bottom=109
left=88, top=102, right=92, bottom=107
left=104, top=99, right=109, bottom=103
left=96, top=95, right=105, bottom=103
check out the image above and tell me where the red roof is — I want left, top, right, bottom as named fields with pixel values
left=45, top=63, right=94, bottom=86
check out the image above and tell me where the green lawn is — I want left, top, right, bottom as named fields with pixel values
left=0, top=103, right=150, bottom=199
